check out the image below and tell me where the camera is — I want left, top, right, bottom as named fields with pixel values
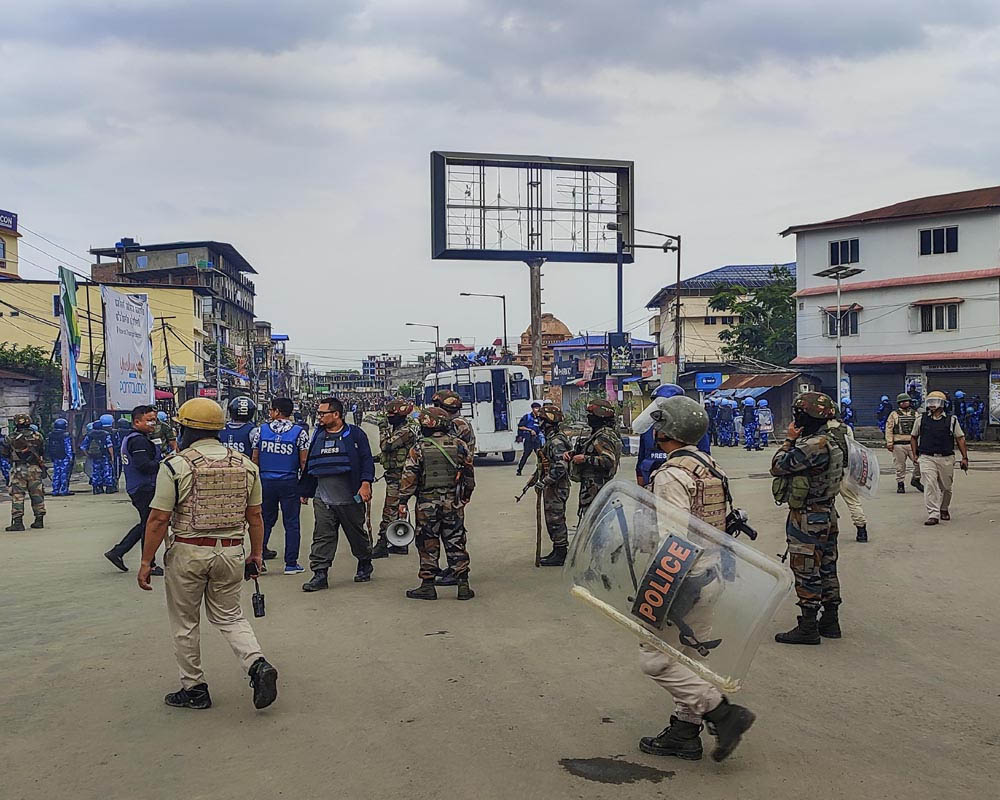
left=725, top=507, right=758, bottom=540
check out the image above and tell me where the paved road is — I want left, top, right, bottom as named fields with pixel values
left=1, top=445, right=997, bottom=799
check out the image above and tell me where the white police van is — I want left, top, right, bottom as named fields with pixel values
left=423, top=365, right=534, bottom=461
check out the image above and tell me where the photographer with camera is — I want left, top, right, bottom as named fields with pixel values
left=637, top=395, right=755, bottom=763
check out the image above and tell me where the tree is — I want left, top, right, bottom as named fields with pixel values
left=0, top=342, right=62, bottom=434
left=708, top=265, right=796, bottom=366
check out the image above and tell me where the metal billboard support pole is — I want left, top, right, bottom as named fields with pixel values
left=527, top=259, right=544, bottom=400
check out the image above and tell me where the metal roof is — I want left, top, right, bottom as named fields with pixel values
left=780, top=185, right=1000, bottom=236
left=89, top=241, right=258, bottom=274
left=646, top=263, right=795, bottom=308
left=552, top=335, right=656, bottom=349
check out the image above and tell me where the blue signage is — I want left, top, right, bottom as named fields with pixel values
left=0, top=209, right=17, bottom=233
left=695, top=372, right=723, bottom=390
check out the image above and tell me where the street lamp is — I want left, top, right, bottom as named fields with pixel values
left=406, top=322, right=440, bottom=389
left=814, top=265, right=865, bottom=405
left=459, top=292, right=507, bottom=355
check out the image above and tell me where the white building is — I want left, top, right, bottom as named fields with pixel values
left=783, top=186, right=1000, bottom=431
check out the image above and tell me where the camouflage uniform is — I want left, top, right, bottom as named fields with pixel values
left=573, top=425, right=622, bottom=516
left=398, top=432, right=475, bottom=581
left=377, top=411, right=418, bottom=541
left=536, top=427, right=571, bottom=548
left=2, top=416, right=47, bottom=527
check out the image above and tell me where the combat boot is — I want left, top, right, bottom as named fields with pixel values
left=30, top=515, right=44, bottom=529
left=302, top=569, right=329, bottom=592
left=354, top=559, right=373, bottom=583
left=774, top=610, right=821, bottom=645
left=6, top=518, right=25, bottom=532
left=456, top=577, right=475, bottom=600
left=406, top=580, right=437, bottom=600
left=818, top=603, right=841, bottom=639
left=638, top=716, right=703, bottom=760
left=897, top=481, right=905, bottom=494
left=855, top=525, right=868, bottom=543
left=435, top=567, right=459, bottom=586
left=248, top=657, right=279, bottom=709
left=164, top=683, right=212, bottom=710
left=911, top=477, right=925, bottom=492
left=388, top=544, right=409, bottom=555
left=703, top=698, right=756, bottom=762
left=371, top=537, right=390, bottom=559
left=538, top=546, right=567, bottom=567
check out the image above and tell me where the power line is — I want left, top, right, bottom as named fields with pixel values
left=18, top=225, right=93, bottom=265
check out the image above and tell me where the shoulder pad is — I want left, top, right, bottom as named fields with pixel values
left=797, top=434, right=829, bottom=454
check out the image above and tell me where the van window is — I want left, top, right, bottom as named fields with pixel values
left=510, top=378, right=531, bottom=400
left=456, top=383, right=475, bottom=404
left=475, top=382, right=492, bottom=403
left=423, top=386, right=435, bottom=405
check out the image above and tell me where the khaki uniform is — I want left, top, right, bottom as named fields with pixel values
left=911, top=414, right=964, bottom=521
left=829, top=420, right=865, bottom=528
left=641, top=446, right=725, bottom=724
left=885, top=409, right=921, bottom=482
left=150, top=439, right=264, bottom=690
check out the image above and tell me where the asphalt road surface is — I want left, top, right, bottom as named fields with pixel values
left=1, top=443, right=997, bottom=800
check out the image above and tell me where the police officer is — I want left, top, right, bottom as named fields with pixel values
left=827, top=408, right=867, bottom=543
left=3, top=414, right=47, bottom=531
left=741, top=397, right=759, bottom=450
left=911, top=390, right=968, bottom=526
left=251, top=397, right=309, bottom=574
left=105, top=405, right=164, bottom=574
left=0, top=428, right=11, bottom=486
left=371, top=399, right=418, bottom=559
left=516, top=402, right=542, bottom=476
left=970, top=394, right=985, bottom=441
left=875, top=395, right=893, bottom=434
left=954, top=390, right=968, bottom=432
left=432, top=389, right=476, bottom=585
left=534, top=406, right=572, bottom=566
left=397, top=407, right=476, bottom=600
left=885, top=393, right=922, bottom=493
left=110, top=417, right=132, bottom=492
left=704, top=397, right=718, bottom=446
left=636, top=384, right=710, bottom=487
left=222, top=396, right=257, bottom=455
left=568, top=398, right=622, bottom=519
left=757, top=399, right=773, bottom=446
left=46, top=418, right=74, bottom=496
left=716, top=399, right=735, bottom=446
left=80, top=416, right=115, bottom=494
left=770, top=392, right=844, bottom=645
left=137, top=398, right=278, bottom=711
left=152, top=410, right=178, bottom=454
left=638, top=396, right=755, bottom=762
left=840, top=397, right=855, bottom=429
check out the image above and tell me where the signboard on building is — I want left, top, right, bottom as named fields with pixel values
left=0, top=209, right=17, bottom=233
left=990, top=370, right=1000, bottom=426
left=581, top=358, right=595, bottom=382
left=925, top=362, right=988, bottom=372
left=169, top=365, right=187, bottom=377
left=695, top=372, right=723, bottom=391
left=199, top=387, right=218, bottom=398
left=101, top=286, right=154, bottom=410
left=608, top=332, right=632, bottom=377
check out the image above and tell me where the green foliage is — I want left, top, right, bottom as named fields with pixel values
left=708, top=265, right=796, bottom=366
left=567, top=390, right=605, bottom=424
left=397, top=381, right=420, bottom=400
left=0, top=342, right=62, bottom=434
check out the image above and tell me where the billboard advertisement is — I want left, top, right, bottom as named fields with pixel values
left=101, top=286, right=154, bottom=410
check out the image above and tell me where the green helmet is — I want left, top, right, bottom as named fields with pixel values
left=792, top=391, right=837, bottom=420
left=418, top=406, right=451, bottom=432
left=13, top=413, right=32, bottom=428
left=650, top=396, right=709, bottom=444
left=432, top=389, right=462, bottom=412
left=538, top=406, right=563, bottom=427
left=896, top=393, right=912, bottom=405
left=586, top=398, right=616, bottom=419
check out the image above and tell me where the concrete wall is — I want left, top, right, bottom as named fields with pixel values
left=656, top=295, right=741, bottom=363
left=130, top=247, right=210, bottom=272
left=0, top=231, right=19, bottom=279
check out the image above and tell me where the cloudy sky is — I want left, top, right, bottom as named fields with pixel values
left=5, top=1, right=1000, bottom=372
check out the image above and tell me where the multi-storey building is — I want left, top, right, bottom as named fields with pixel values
left=0, top=208, right=20, bottom=280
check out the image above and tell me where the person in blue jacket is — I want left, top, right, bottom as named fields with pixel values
left=875, top=395, right=893, bottom=433
left=841, top=397, right=855, bottom=428
left=716, top=399, right=736, bottom=446
left=741, top=397, right=760, bottom=451
left=46, top=418, right=75, bottom=495
left=81, top=417, right=115, bottom=493
left=636, top=384, right=710, bottom=486
left=222, top=396, right=257, bottom=455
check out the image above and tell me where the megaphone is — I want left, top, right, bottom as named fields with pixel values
left=386, top=519, right=415, bottom=548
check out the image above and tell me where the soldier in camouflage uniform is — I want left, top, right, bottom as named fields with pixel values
left=398, top=407, right=476, bottom=601
left=371, top=399, right=418, bottom=559
left=769, top=392, right=845, bottom=645
left=534, top=406, right=572, bottom=567
left=432, top=389, right=476, bottom=585
left=567, top=398, right=622, bottom=519
left=3, top=413, right=47, bottom=531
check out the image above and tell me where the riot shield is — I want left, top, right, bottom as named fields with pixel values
left=845, top=438, right=879, bottom=497
left=564, top=480, right=792, bottom=692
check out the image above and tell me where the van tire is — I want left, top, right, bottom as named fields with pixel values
left=502, top=451, right=516, bottom=463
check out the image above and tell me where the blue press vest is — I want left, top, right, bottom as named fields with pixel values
left=222, top=422, right=255, bottom=455
left=306, top=427, right=353, bottom=477
left=258, top=423, right=304, bottom=481
left=121, top=431, right=160, bottom=494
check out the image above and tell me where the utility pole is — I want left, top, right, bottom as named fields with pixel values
left=158, top=316, right=177, bottom=406
left=85, top=279, right=97, bottom=419
left=528, top=259, right=544, bottom=400
left=672, top=235, right=682, bottom=383
left=216, top=327, right=223, bottom=403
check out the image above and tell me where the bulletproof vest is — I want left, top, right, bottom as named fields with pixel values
left=221, top=422, right=255, bottom=455
left=718, top=406, right=734, bottom=423
left=420, top=435, right=460, bottom=491
left=306, top=427, right=353, bottom=476
left=381, top=421, right=413, bottom=475
left=826, top=422, right=850, bottom=468
left=742, top=407, right=756, bottom=425
left=660, top=451, right=728, bottom=532
left=151, top=422, right=173, bottom=447
left=170, top=449, right=249, bottom=533
left=257, top=423, right=303, bottom=480
left=917, top=414, right=956, bottom=456
left=46, top=431, right=70, bottom=460
left=121, top=431, right=160, bottom=494
left=542, top=432, right=570, bottom=484
left=450, top=414, right=476, bottom=451
left=86, top=431, right=110, bottom=458
left=11, top=430, right=42, bottom=462
left=892, top=411, right=916, bottom=437
left=803, top=431, right=843, bottom=504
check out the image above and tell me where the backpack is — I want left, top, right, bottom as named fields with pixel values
left=87, top=433, right=107, bottom=458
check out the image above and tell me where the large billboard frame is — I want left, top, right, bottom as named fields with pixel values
left=431, top=151, right=634, bottom=264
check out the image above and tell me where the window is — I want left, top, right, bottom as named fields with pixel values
left=176, top=252, right=190, bottom=266
left=829, top=238, right=859, bottom=266
left=53, top=294, right=62, bottom=317
left=0, top=238, right=5, bottom=265
left=136, top=255, right=148, bottom=268
left=475, top=382, right=492, bottom=403
left=826, top=310, right=858, bottom=337
left=704, top=316, right=717, bottom=325
left=919, top=226, right=958, bottom=255
left=919, top=303, right=959, bottom=332
left=455, top=383, right=475, bottom=404
left=510, top=378, right=531, bottom=400
left=721, top=316, right=734, bottom=325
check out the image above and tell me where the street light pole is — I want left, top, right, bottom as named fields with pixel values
left=406, top=322, right=440, bottom=390
left=814, top=265, right=864, bottom=405
left=459, top=292, right=508, bottom=354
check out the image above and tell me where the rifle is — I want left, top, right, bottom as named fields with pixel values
left=515, top=472, right=538, bottom=502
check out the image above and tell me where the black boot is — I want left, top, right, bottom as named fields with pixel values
left=638, top=716, right=703, bottom=760
left=538, top=546, right=567, bottom=567
left=262, top=548, right=278, bottom=560
left=855, top=525, right=868, bottom=543
left=818, top=603, right=842, bottom=639
left=302, top=569, right=329, bottom=592
left=775, top=610, right=821, bottom=645
left=388, top=544, right=409, bottom=555
left=371, top=537, right=390, bottom=559
left=248, top=657, right=278, bottom=709
left=164, top=683, right=212, bottom=709
left=406, top=580, right=437, bottom=600
left=896, top=481, right=905, bottom=494
left=456, top=577, right=475, bottom=601
left=6, top=518, right=25, bottom=532
left=354, top=559, right=373, bottom=583
left=104, top=550, right=128, bottom=572
left=30, top=515, right=44, bottom=529
left=911, top=477, right=925, bottom=492
left=436, top=567, right=459, bottom=586
left=703, top=698, right=756, bottom=762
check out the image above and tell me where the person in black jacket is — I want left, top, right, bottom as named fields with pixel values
left=104, top=405, right=163, bottom=573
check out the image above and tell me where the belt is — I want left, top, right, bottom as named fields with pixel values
left=919, top=452, right=953, bottom=457
left=174, top=536, right=244, bottom=547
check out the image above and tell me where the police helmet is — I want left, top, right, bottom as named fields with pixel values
left=881, top=395, right=889, bottom=402
left=116, top=418, right=131, bottom=430
left=174, top=398, right=226, bottom=431
left=896, top=392, right=911, bottom=405
left=432, top=389, right=462, bottom=412
left=955, top=390, right=965, bottom=399
left=926, top=390, right=947, bottom=409
left=743, top=397, right=755, bottom=407
left=157, top=410, right=168, bottom=422
left=418, top=406, right=451, bottom=432
left=842, top=397, right=852, bottom=405
left=651, top=396, right=709, bottom=445
left=652, top=383, right=684, bottom=400
left=29, top=424, right=39, bottom=432
left=228, top=395, right=257, bottom=421
left=53, top=418, right=68, bottom=430
left=758, top=399, right=768, bottom=408
left=100, top=413, right=114, bottom=427
left=86, top=422, right=94, bottom=432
